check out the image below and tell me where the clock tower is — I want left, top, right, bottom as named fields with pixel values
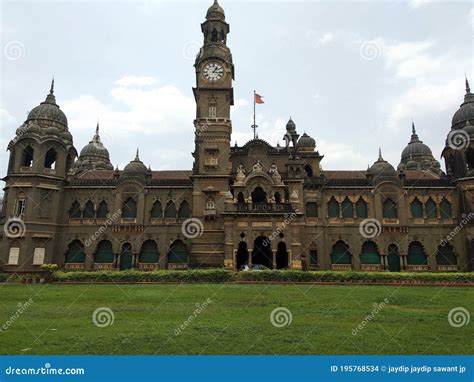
left=190, top=0, right=234, bottom=267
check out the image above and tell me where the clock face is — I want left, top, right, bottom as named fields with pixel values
left=202, top=62, right=224, bottom=82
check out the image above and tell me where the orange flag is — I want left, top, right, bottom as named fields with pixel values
left=255, top=93, right=264, bottom=104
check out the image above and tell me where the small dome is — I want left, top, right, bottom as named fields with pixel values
left=26, top=80, right=68, bottom=129
left=73, top=124, right=113, bottom=172
left=451, top=78, right=474, bottom=128
left=400, top=124, right=433, bottom=161
left=368, top=149, right=396, bottom=175
left=122, top=149, right=148, bottom=176
left=286, top=118, right=296, bottom=133
left=297, top=132, right=316, bottom=148
left=206, top=0, right=225, bottom=20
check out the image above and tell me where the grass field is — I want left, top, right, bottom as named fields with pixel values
left=0, top=283, right=472, bottom=355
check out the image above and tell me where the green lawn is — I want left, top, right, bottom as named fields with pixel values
left=0, top=283, right=472, bottom=355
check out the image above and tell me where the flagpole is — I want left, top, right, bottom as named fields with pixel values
left=253, top=90, right=256, bottom=139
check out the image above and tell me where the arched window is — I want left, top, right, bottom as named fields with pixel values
left=407, top=242, right=427, bottom=265
left=355, top=198, right=368, bottom=218
left=425, top=198, right=437, bottom=219
left=44, top=148, right=57, bottom=169
left=97, top=201, right=109, bottom=219
left=83, top=200, right=95, bottom=219
left=65, top=154, right=73, bottom=172
left=327, top=197, right=339, bottom=218
left=237, top=192, right=245, bottom=204
left=22, top=145, right=34, bottom=167
left=304, top=164, right=313, bottom=177
left=178, top=201, right=191, bottom=219
left=439, top=198, right=452, bottom=219
left=383, top=198, right=397, bottom=219
left=330, top=241, right=351, bottom=264
left=360, top=241, right=380, bottom=264
left=122, top=197, right=137, bottom=219
left=151, top=201, right=162, bottom=218
left=94, top=240, right=114, bottom=263
left=65, top=240, right=85, bottom=263
left=306, top=202, right=318, bottom=217
left=139, top=240, right=160, bottom=263
left=168, top=240, right=188, bottom=264
left=251, top=187, right=266, bottom=204
left=411, top=198, right=423, bottom=218
left=436, top=244, right=457, bottom=266
left=341, top=197, right=354, bottom=218
left=165, top=201, right=177, bottom=218
left=68, top=201, right=81, bottom=219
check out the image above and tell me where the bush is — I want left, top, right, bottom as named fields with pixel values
left=49, top=269, right=474, bottom=284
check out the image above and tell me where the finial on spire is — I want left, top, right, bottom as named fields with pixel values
left=378, top=147, right=383, bottom=161
left=466, top=75, right=471, bottom=94
left=50, top=77, right=55, bottom=95
left=96, top=120, right=99, bottom=135
left=412, top=120, right=416, bottom=134
left=135, top=148, right=140, bottom=161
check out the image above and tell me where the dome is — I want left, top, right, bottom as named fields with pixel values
left=368, top=149, right=396, bottom=175
left=26, top=80, right=68, bottom=129
left=286, top=118, right=296, bottom=133
left=451, top=78, right=474, bottom=128
left=122, top=149, right=148, bottom=176
left=206, top=0, right=225, bottom=20
left=400, top=123, right=433, bottom=161
left=297, top=132, right=316, bottom=148
left=80, top=127, right=110, bottom=161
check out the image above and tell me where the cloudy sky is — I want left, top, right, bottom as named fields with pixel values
left=0, top=0, right=472, bottom=180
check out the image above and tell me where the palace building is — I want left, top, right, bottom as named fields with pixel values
left=1, top=0, right=473, bottom=273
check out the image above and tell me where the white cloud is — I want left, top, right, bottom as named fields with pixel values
left=305, top=30, right=336, bottom=48
left=114, top=75, right=158, bottom=87
left=318, top=33, right=335, bottom=46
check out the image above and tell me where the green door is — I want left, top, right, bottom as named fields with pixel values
left=120, top=244, right=133, bottom=270
left=388, top=245, right=400, bottom=272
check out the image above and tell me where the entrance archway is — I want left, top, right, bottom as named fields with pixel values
left=387, top=244, right=400, bottom=272
left=120, top=243, right=133, bottom=270
left=252, top=236, right=273, bottom=269
left=236, top=241, right=249, bottom=270
left=276, top=242, right=288, bottom=269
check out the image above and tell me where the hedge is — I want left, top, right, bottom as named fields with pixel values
left=1, top=270, right=473, bottom=284
left=48, top=270, right=474, bottom=284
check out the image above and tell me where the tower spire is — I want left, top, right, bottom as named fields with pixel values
left=96, top=120, right=99, bottom=136
left=378, top=147, right=383, bottom=161
left=50, top=77, right=55, bottom=94
left=412, top=120, right=416, bottom=134
left=466, top=75, right=471, bottom=94
left=135, top=148, right=140, bottom=161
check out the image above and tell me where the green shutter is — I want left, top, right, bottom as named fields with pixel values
left=178, top=202, right=190, bottom=219
left=425, top=199, right=437, bottom=219
left=94, top=241, right=114, bottom=263
left=341, top=199, right=353, bottom=218
left=407, top=243, right=427, bottom=265
left=65, top=241, right=85, bottom=263
left=383, top=199, right=397, bottom=219
left=151, top=202, right=162, bottom=218
left=387, top=245, right=400, bottom=272
left=309, top=250, right=318, bottom=265
left=139, top=241, right=160, bottom=263
left=97, top=201, right=109, bottom=218
left=168, top=241, right=188, bottom=263
left=411, top=199, right=423, bottom=218
left=355, top=199, right=368, bottom=218
left=440, top=199, right=452, bottom=219
left=306, top=202, right=318, bottom=217
left=331, top=242, right=351, bottom=264
left=360, top=242, right=380, bottom=264
left=120, top=245, right=133, bottom=270
left=328, top=199, right=339, bottom=218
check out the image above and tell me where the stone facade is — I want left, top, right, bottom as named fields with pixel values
left=1, top=0, right=473, bottom=273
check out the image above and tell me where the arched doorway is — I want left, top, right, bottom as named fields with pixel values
left=251, top=187, right=266, bottom=204
left=120, top=243, right=133, bottom=270
left=252, top=236, right=273, bottom=269
left=168, top=240, right=189, bottom=266
left=387, top=244, right=400, bottom=272
left=360, top=241, right=380, bottom=265
left=276, top=242, right=289, bottom=269
left=236, top=241, right=249, bottom=270
left=139, top=240, right=160, bottom=264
